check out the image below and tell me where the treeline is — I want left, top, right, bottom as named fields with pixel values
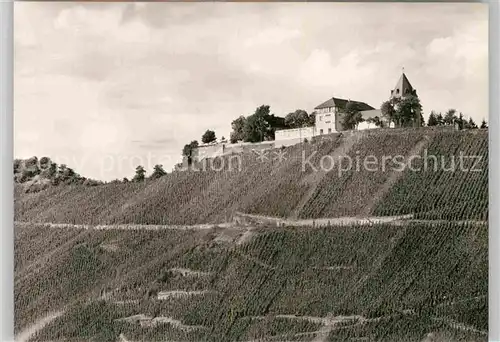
left=109, top=164, right=168, bottom=184
left=228, top=105, right=314, bottom=143
left=427, top=109, right=486, bottom=129
left=13, top=156, right=174, bottom=188
left=182, top=105, right=314, bottom=160
left=13, top=156, right=102, bottom=186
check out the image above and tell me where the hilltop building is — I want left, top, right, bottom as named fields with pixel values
left=275, top=71, right=416, bottom=143
left=313, top=97, right=379, bottom=134
left=389, top=72, right=422, bottom=127
left=390, top=71, right=416, bottom=99
left=190, top=71, right=418, bottom=161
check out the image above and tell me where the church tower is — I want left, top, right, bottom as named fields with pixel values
left=389, top=70, right=422, bottom=127
left=390, top=70, right=417, bottom=99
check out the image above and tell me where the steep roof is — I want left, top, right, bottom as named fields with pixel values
left=314, top=97, right=375, bottom=111
left=391, top=72, right=414, bottom=97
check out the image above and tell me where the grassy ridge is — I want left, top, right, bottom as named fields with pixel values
left=15, top=128, right=487, bottom=225
left=373, top=130, right=488, bottom=220
left=16, top=221, right=487, bottom=341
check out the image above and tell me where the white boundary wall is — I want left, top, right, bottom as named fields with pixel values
left=194, top=141, right=275, bottom=161
left=274, top=127, right=316, bottom=147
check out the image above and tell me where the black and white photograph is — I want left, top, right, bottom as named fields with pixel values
left=13, top=2, right=489, bottom=342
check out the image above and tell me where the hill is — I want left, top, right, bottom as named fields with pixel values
left=15, top=221, right=487, bottom=342
left=14, top=127, right=489, bottom=342
left=15, top=128, right=488, bottom=224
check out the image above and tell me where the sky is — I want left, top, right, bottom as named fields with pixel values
left=14, top=2, right=488, bottom=181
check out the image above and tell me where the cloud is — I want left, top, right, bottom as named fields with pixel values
left=14, top=2, right=488, bottom=180
left=243, top=27, right=302, bottom=48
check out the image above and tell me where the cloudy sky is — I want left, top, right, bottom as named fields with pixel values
left=14, top=2, right=488, bottom=181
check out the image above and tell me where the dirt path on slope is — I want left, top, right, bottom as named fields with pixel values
left=246, top=312, right=409, bottom=342
left=311, top=314, right=365, bottom=342
left=360, top=135, right=430, bottom=216
left=15, top=221, right=233, bottom=231
left=170, top=268, right=212, bottom=277
left=119, top=333, right=131, bottom=342
left=116, top=314, right=205, bottom=331
left=157, top=290, right=211, bottom=300
left=431, top=317, right=487, bottom=336
left=290, top=133, right=364, bottom=220
left=235, top=211, right=413, bottom=228
left=16, top=310, right=64, bottom=342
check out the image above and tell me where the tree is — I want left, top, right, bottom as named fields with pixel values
left=308, top=112, right=316, bottom=126
left=381, top=99, right=398, bottom=127
left=396, top=95, right=423, bottom=127
left=340, top=101, right=364, bottom=130
left=182, top=140, right=199, bottom=165
left=427, top=111, right=439, bottom=126
left=229, top=116, right=247, bottom=143
left=201, top=130, right=217, bottom=144
left=457, top=112, right=465, bottom=130
left=251, top=105, right=285, bottom=141
left=13, top=159, right=22, bottom=174
left=150, top=164, right=167, bottom=179
left=244, top=112, right=270, bottom=142
left=443, top=109, right=457, bottom=126
left=436, top=113, right=444, bottom=126
left=39, top=157, right=51, bottom=170
left=466, top=117, right=478, bottom=129
left=285, top=110, right=311, bottom=128
left=41, top=162, right=58, bottom=179
left=229, top=105, right=286, bottom=143
left=122, top=177, right=129, bottom=183
left=132, top=165, right=146, bottom=182
left=263, top=114, right=286, bottom=140
left=23, top=156, right=40, bottom=178
left=59, top=165, right=79, bottom=184
left=480, top=119, right=488, bottom=129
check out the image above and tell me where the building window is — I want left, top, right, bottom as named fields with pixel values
left=320, top=129, right=323, bottom=135
left=396, top=89, right=400, bottom=94
left=328, top=128, right=332, bottom=134
left=325, top=121, right=331, bottom=124
left=319, top=115, right=322, bottom=121
left=325, top=114, right=331, bottom=117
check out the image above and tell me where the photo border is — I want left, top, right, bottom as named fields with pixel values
left=0, top=1, right=497, bottom=341
left=0, top=0, right=14, bottom=341
left=488, top=0, right=499, bottom=340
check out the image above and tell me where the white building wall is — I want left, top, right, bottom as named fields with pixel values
left=315, top=107, right=337, bottom=135
left=275, top=126, right=315, bottom=140
left=194, top=144, right=225, bottom=160
left=193, top=141, right=276, bottom=161
left=274, top=126, right=316, bottom=147
left=357, top=121, right=376, bottom=131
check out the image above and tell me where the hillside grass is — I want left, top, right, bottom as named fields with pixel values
left=15, top=128, right=487, bottom=225
left=16, top=221, right=487, bottom=342
left=373, top=129, right=488, bottom=220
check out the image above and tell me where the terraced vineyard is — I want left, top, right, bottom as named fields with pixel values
left=14, top=128, right=488, bottom=225
left=14, top=127, right=488, bottom=341
left=373, top=130, right=488, bottom=220
left=15, top=221, right=486, bottom=342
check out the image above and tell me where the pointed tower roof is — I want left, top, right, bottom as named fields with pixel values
left=391, top=72, right=415, bottom=98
